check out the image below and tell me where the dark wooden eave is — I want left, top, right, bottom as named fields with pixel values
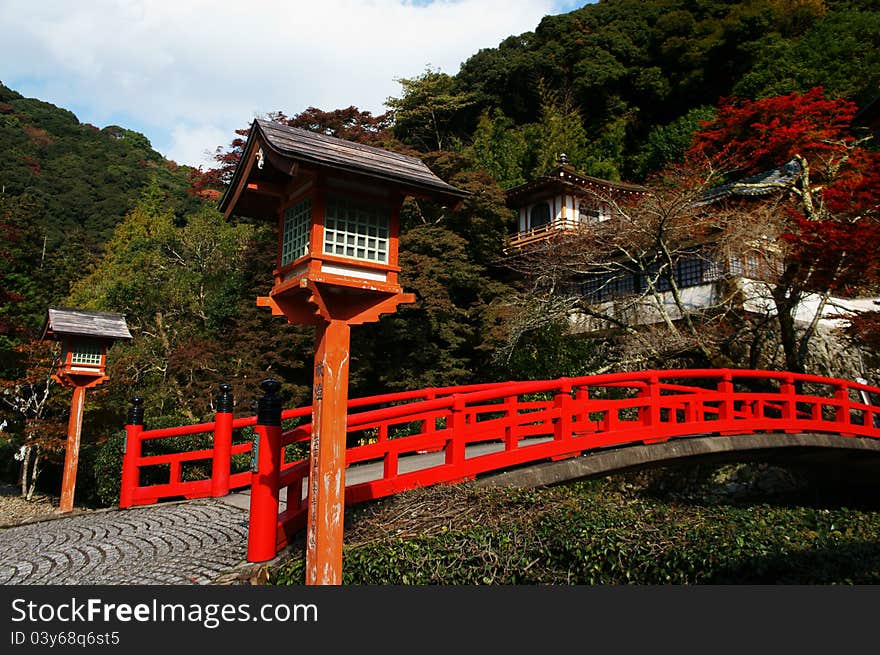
left=219, top=120, right=467, bottom=220
left=41, top=307, right=132, bottom=342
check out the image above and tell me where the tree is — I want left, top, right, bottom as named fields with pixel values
left=386, top=67, right=476, bottom=152
left=501, top=160, right=750, bottom=371
left=468, top=108, right=529, bottom=189
left=500, top=88, right=880, bottom=378
left=0, top=341, right=66, bottom=499
left=68, top=180, right=257, bottom=422
left=281, top=106, right=393, bottom=146
left=688, top=87, right=880, bottom=374
left=528, top=82, right=592, bottom=178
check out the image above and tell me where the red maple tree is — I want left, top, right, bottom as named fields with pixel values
left=688, top=87, right=880, bottom=374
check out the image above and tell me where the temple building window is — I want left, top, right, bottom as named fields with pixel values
left=529, top=202, right=551, bottom=229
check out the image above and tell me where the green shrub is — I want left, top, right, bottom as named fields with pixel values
left=270, top=477, right=880, bottom=585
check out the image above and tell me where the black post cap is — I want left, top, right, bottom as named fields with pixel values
left=127, top=396, right=145, bottom=426
left=216, top=383, right=234, bottom=414
left=257, top=378, right=283, bottom=426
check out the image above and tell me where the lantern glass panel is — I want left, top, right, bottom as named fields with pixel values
left=71, top=341, right=102, bottom=366
left=281, top=197, right=312, bottom=266
left=323, top=195, right=389, bottom=263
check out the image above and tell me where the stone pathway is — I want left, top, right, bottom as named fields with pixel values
left=0, top=500, right=251, bottom=585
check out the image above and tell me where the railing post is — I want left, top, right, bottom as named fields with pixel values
left=551, top=380, right=576, bottom=460
left=716, top=371, right=734, bottom=431
left=247, top=379, right=283, bottom=563
left=554, top=379, right=573, bottom=442
left=119, top=396, right=144, bottom=509
left=639, top=374, right=661, bottom=427
left=212, top=383, right=234, bottom=498
left=780, top=375, right=798, bottom=432
left=639, top=374, right=665, bottom=443
left=446, top=395, right=466, bottom=467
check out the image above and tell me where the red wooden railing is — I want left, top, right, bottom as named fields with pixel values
left=119, top=369, right=880, bottom=562
left=118, top=381, right=500, bottom=508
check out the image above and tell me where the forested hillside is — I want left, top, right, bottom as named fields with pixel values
left=1, top=0, right=878, bottom=505
left=408, top=0, right=879, bottom=182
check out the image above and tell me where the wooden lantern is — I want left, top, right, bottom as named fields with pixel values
left=41, top=307, right=132, bottom=512
left=219, top=120, right=465, bottom=584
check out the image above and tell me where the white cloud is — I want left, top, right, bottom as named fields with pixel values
left=0, top=0, right=584, bottom=168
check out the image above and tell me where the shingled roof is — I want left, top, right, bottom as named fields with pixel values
left=219, top=120, right=465, bottom=217
left=41, top=307, right=132, bottom=341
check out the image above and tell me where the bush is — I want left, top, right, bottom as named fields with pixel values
left=91, top=431, right=125, bottom=506
left=270, top=475, right=880, bottom=585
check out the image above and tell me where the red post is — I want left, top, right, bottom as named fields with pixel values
left=716, top=371, right=734, bottom=430
left=553, top=380, right=573, bottom=441
left=573, top=386, right=589, bottom=434
left=305, top=319, right=351, bottom=586
left=212, top=383, right=234, bottom=497
left=446, top=395, right=466, bottom=467
left=834, top=385, right=852, bottom=434
left=248, top=379, right=284, bottom=563
left=119, top=396, right=144, bottom=509
left=780, top=375, right=798, bottom=433
left=639, top=374, right=665, bottom=444
left=59, top=385, right=86, bottom=513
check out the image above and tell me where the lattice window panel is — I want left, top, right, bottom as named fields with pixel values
left=323, top=195, right=389, bottom=263
left=281, top=197, right=312, bottom=266
left=71, top=341, right=102, bottom=365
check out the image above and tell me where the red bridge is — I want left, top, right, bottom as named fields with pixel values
left=118, top=369, right=880, bottom=562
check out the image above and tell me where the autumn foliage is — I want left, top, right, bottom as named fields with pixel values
left=691, top=87, right=879, bottom=288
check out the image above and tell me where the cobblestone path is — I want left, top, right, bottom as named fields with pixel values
left=0, top=500, right=250, bottom=585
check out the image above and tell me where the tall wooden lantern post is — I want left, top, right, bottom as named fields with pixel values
left=40, top=307, right=132, bottom=513
left=219, top=120, right=464, bottom=584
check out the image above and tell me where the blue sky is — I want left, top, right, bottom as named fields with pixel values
left=0, top=1, right=592, bottom=170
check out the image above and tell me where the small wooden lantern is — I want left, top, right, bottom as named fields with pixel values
left=220, top=120, right=465, bottom=584
left=41, top=307, right=132, bottom=388
left=41, top=307, right=131, bottom=512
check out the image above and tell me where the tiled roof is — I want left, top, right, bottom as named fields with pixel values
left=697, top=159, right=803, bottom=205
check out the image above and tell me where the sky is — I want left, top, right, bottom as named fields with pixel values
left=0, top=0, right=590, bottom=170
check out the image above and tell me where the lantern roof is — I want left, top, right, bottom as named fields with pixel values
left=219, top=120, right=466, bottom=220
left=41, top=307, right=132, bottom=342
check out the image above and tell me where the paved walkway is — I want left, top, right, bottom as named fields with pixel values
left=0, top=500, right=251, bottom=585
left=0, top=439, right=550, bottom=585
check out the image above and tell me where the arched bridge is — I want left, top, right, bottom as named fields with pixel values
left=118, top=369, right=880, bottom=562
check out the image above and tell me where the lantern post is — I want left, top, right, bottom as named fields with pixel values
left=40, top=307, right=132, bottom=513
left=220, top=120, right=464, bottom=584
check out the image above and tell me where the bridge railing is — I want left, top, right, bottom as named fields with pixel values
left=118, top=382, right=500, bottom=508
left=245, top=369, right=880, bottom=560
left=118, top=369, right=880, bottom=562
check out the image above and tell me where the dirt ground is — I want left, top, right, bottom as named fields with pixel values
left=0, top=484, right=94, bottom=527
